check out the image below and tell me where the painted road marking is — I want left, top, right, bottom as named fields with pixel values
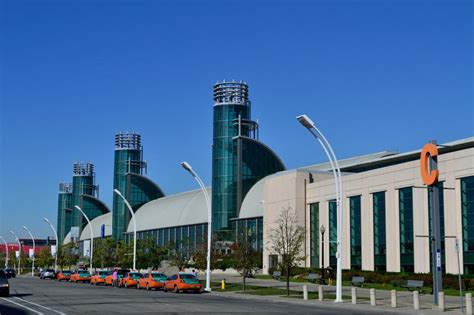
left=1, top=297, right=44, bottom=315
left=13, top=296, right=66, bottom=315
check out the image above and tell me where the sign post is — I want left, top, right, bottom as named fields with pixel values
left=421, top=142, right=442, bottom=305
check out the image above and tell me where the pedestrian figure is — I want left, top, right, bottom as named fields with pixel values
left=112, top=269, right=118, bottom=287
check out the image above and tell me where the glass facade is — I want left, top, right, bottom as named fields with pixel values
left=461, top=176, right=474, bottom=273
left=234, top=217, right=263, bottom=251
left=428, top=181, right=445, bottom=272
left=71, top=163, right=96, bottom=231
left=57, top=190, right=72, bottom=246
left=373, top=191, right=386, bottom=271
left=350, top=196, right=362, bottom=270
left=310, top=203, right=319, bottom=267
left=329, top=200, right=337, bottom=268
left=399, top=187, right=414, bottom=272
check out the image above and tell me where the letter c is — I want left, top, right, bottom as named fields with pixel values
left=420, top=143, right=439, bottom=186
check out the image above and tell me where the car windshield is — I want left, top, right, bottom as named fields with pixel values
left=46, top=269, right=54, bottom=272
left=99, top=271, right=108, bottom=275
left=118, top=270, right=129, bottom=275
left=152, top=273, right=165, bottom=278
left=180, top=274, right=196, bottom=279
left=129, top=273, right=142, bottom=278
left=63, top=271, right=72, bottom=275
left=0, top=271, right=5, bottom=278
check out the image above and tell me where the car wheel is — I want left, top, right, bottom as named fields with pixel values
left=195, top=289, right=200, bottom=294
left=163, top=286, right=168, bottom=292
left=174, top=285, right=179, bottom=293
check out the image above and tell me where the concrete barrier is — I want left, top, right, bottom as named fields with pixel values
left=351, top=287, right=357, bottom=304
left=303, top=285, right=308, bottom=300
left=466, top=293, right=472, bottom=315
left=438, top=292, right=445, bottom=312
left=413, top=291, right=420, bottom=310
left=318, top=286, right=324, bottom=301
left=370, top=288, right=376, bottom=306
left=391, top=290, right=397, bottom=308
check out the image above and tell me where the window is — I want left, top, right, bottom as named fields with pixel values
left=462, top=177, right=474, bottom=274
left=399, top=187, right=414, bottom=272
left=373, top=192, right=386, bottom=271
left=269, top=255, right=278, bottom=270
left=428, top=182, right=445, bottom=272
left=350, top=196, right=362, bottom=270
left=309, top=203, right=319, bottom=267
left=329, top=200, right=337, bottom=268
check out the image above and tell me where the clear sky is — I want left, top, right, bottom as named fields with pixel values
left=1, top=0, right=472, bottom=241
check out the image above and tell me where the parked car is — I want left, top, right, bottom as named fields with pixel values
left=119, top=272, right=143, bottom=288
left=3, top=269, right=16, bottom=279
left=70, top=270, right=91, bottom=283
left=56, top=270, right=72, bottom=281
left=105, top=269, right=130, bottom=286
left=40, top=269, right=56, bottom=280
left=90, top=270, right=108, bottom=285
left=164, top=273, right=201, bottom=293
left=138, top=272, right=167, bottom=290
left=0, top=270, right=9, bottom=297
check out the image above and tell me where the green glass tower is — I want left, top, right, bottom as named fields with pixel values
left=56, top=183, right=72, bottom=246
left=112, top=132, right=165, bottom=240
left=71, top=162, right=99, bottom=231
left=212, top=81, right=285, bottom=240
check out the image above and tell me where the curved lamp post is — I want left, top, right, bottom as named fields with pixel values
left=0, top=236, right=8, bottom=268
left=113, top=189, right=137, bottom=271
left=181, top=161, right=212, bottom=292
left=74, top=206, right=94, bottom=273
left=22, top=226, right=36, bottom=276
left=10, top=231, right=21, bottom=274
left=43, top=217, right=58, bottom=272
left=297, top=114, right=343, bottom=302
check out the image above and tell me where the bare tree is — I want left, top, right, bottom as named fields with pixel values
left=231, top=228, right=261, bottom=292
left=268, top=205, right=305, bottom=296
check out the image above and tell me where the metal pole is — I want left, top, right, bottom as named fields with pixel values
left=10, top=231, right=21, bottom=274
left=0, top=237, right=8, bottom=268
left=321, top=228, right=325, bottom=284
left=113, top=189, right=137, bottom=271
left=181, top=161, right=212, bottom=292
left=455, top=238, right=464, bottom=312
left=297, top=114, right=343, bottom=302
left=22, top=226, right=35, bottom=276
left=74, top=206, right=94, bottom=273
left=44, top=218, right=58, bottom=272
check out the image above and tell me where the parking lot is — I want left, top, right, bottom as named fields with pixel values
left=0, top=276, right=396, bottom=314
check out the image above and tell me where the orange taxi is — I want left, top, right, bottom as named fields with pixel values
left=138, top=272, right=167, bottom=290
left=105, top=269, right=129, bottom=286
left=164, top=273, right=201, bottom=293
left=70, top=270, right=91, bottom=283
left=119, top=272, right=143, bottom=288
left=56, top=270, right=72, bottom=281
left=90, top=270, right=108, bottom=285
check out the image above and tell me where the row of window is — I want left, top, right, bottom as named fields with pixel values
left=309, top=176, right=473, bottom=273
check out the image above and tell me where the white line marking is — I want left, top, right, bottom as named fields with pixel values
left=1, top=297, right=44, bottom=315
left=12, top=297, right=66, bottom=315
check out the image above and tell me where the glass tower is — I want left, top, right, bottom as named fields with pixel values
left=112, top=132, right=165, bottom=240
left=212, top=81, right=285, bottom=241
left=57, top=183, right=72, bottom=246
left=71, top=162, right=99, bottom=231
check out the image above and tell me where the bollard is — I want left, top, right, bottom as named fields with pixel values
left=303, top=285, right=308, bottom=300
left=438, top=292, right=445, bottom=312
left=466, top=293, right=472, bottom=315
left=351, top=287, right=357, bottom=304
left=318, top=286, right=324, bottom=301
left=391, top=290, right=397, bottom=308
left=413, top=291, right=420, bottom=310
left=221, top=279, right=225, bottom=290
left=370, top=288, right=376, bottom=306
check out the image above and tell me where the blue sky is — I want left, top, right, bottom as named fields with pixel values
left=1, top=0, right=472, bottom=241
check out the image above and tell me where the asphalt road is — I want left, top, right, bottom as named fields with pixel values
left=0, top=277, right=400, bottom=314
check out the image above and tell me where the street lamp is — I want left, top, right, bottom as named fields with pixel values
left=113, top=189, right=137, bottom=271
left=43, top=217, right=58, bottom=272
left=74, top=206, right=94, bottom=273
left=320, top=225, right=326, bottom=284
left=180, top=161, right=212, bottom=292
left=297, top=114, right=343, bottom=302
left=0, top=236, right=8, bottom=268
left=22, top=226, right=36, bottom=276
left=10, top=231, right=21, bottom=274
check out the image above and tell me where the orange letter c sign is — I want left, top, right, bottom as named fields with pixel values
left=420, top=143, right=439, bottom=186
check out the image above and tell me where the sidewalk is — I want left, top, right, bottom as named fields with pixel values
left=205, top=274, right=467, bottom=314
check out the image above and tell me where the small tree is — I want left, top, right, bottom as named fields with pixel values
left=169, top=238, right=193, bottom=271
left=93, top=238, right=117, bottom=268
left=231, top=228, right=260, bottom=292
left=115, top=241, right=132, bottom=268
left=36, top=247, right=53, bottom=268
left=57, top=243, right=80, bottom=269
left=268, top=205, right=305, bottom=296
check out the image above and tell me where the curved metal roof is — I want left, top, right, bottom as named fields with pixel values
left=126, top=187, right=211, bottom=233
left=239, top=177, right=265, bottom=219
left=63, top=231, right=72, bottom=245
left=80, top=212, right=112, bottom=241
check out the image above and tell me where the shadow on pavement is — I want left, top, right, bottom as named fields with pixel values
left=0, top=304, right=29, bottom=315
left=8, top=294, right=32, bottom=298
